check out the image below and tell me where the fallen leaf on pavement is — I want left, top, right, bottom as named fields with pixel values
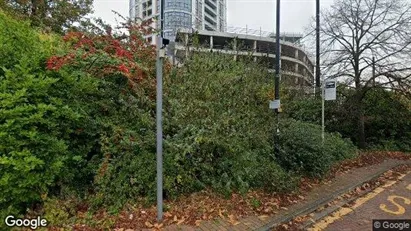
left=177, top=218, right=185, bottom=225
left=145, top=221, right=153, bottom=228
left=218, top=209, right=225, bottom=219
left=195, top=220, right=202, bottom=226
left=228, top=214, right=240, bottom=225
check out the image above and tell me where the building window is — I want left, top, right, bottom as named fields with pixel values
left=143, top=0, right=153, bottom=9
left=219, top=2, right=224, bottom=17
left=165, top=0, right=192, bottom=12
left=143, top=8, right=153, bottom=18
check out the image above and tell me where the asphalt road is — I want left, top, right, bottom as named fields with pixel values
left=308, top=172, right=411, bottom=231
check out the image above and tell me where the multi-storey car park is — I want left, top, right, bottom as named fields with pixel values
left=170, top=28, right=315, bottom=89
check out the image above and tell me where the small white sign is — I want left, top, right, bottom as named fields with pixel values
left=324, top=80, right=337, bottom=101
left=269, top=100, right=281, bottom=109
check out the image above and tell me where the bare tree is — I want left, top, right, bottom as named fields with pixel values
left=318, top=0, right=411, bottom=148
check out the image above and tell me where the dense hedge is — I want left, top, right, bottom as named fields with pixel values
left=0, top=12, right=78, bottom=218
left=283, top=86, right=411, bottom=151
left=277, top=119, right=357, bottom=177
left=0, top=11, right=157, bottom=216
left=162, top=53, right=295, bottom=197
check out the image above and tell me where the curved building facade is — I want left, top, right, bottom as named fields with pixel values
left=129, top=0, right=227, bottom=41
left=172, top=28, right=315, bottom=88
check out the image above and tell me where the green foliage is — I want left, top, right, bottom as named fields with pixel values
left=163, top=52, right=280, bottom=196
left=363, top=88, right=411, bottom=151
left=283, top=85, right=411, bottom=151
left=161, top=52, right=351, bottom=196
left=1, top=0, right=94, bottom=33
left=0, top=10, right=360, bottom=221
left=277, top=119, right=357, bottom=178
left=0, top=63, right=76, bottom=215
left=0, top=12, right=83, bottom=217
left=0, top=11, right=44, bottom=74
left=0, top=11, right=158, bottom=214
left=88, top=76, right=156, bottom=211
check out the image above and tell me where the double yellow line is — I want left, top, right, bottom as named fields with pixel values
left=308, top=172, right=411, bottom=231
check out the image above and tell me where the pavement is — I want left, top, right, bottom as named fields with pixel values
left=308, top=169, right=411, bottom=231
left=159, top=159, right=411, bottom=231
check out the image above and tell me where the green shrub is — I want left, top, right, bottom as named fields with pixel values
left=0, top=13, right=85, bottom=216
left=277, top=119, right=357, bottom=178
left=0, top=59, right=83, bottom=217
left=64, top=73, right=157, bottom=212
left=283, top=86, right=411, bottom=151
left=0, top=11, right=361, bottom=219
left=162, top=52, right=280, bottom=196
left=0, top=11, right=99, bottom=217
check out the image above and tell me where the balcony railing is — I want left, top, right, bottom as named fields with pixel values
left=224, top=25, right=303, bottom=39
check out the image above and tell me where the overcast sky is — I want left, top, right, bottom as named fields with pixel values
left=92, top=0, right=335, bottom=34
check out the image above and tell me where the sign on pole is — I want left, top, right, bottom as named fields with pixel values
left=269, top=100, right=280, bottom=110
left=324, top=80, right=336, bottom=101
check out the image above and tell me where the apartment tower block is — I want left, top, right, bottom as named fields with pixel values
left=129, top=0, right=227, bottom=41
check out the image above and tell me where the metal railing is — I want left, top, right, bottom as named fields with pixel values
left=224, top=25, right=303, bottom=39
left=222, top=25, right=315, bottom=61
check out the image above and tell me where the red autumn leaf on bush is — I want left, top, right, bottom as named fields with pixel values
left=118, top=64, right=130, bottom=74
left=46, top=18, right=171, bottom=91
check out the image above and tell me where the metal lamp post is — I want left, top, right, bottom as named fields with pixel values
left=156, top=0, right=166, bottom=222
left=274, top=0, right=281, bottom=155
left=316, top=0, right=321, bottom=96
left=269, top=0, right=281, bottom=156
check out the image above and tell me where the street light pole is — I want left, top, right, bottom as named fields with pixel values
left=274, top=0, right=281, bottom=156
left=316, top=0, right=321, bottom=96
left=156, top=0, right=165, bottom=222
left=372, top=56, right=376, bottom=87
left=321, top=74, right=325, bottom=145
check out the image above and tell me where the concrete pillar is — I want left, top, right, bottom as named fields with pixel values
left=210, top=36, right=213, bottom=49
left=295, top=49, right=299, bottom=73
left=253, top=40, right=257, bottom=62
left=185, top=34, right=189, bottom=58
left=233, top=38, right=237, bottom=61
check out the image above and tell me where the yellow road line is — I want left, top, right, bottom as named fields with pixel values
left=308, top=172, right=410, bottom=231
